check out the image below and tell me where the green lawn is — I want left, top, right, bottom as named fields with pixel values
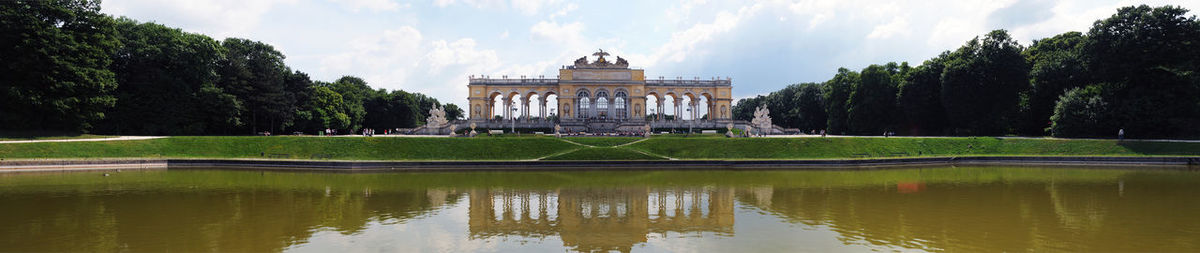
left=1, top=136, right=1198, bottom=161
left=541, top=147, right=666, bottom=160
left=0, top=136, right=578, bottom=160
left=624, top=137, right=1200, bottom=159
left=563, top=137, right=644, bottom=147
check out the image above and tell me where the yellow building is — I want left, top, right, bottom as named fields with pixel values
left=466, top=50, right=735, bottom=132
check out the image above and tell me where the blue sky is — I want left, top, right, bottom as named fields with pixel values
left=100, top=0, right=1199, bottom=107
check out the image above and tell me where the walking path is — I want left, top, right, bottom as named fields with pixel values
left=0, top=136, right=165, bottom=144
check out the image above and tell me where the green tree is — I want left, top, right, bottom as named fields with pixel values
left=732, top=96, right=765, bottom=121
left=1082, top=5, right=1200, bottom=138
left=898, top=54, right=948, bottom=135
left=363, top=90, right=422, bottom=129
left=0, top=0, right=119, bottom=132
left=823, top=68, right=857, bottom=134
left=847, top=63, right=902, bottom=135
left=792, top=83, right=827, bottom=132
left=329, top=76, right=375, bottom=131
left=444, top=103, right=464, bottom=120
left=303, top=86, right=351, bottom=131
left=97, top=18, right=233, bottom=135
left=940, top=30, right=1030, bottom=135
left=216, top=38, right=294, bottom=134
left=1022, top=31, right=1089, bottom=135
left=1049, top=86, right=1110, bottom=137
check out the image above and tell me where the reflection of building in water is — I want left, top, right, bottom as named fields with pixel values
left=468, top=187, right=734, bottom=252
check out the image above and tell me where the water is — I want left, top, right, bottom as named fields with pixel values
left=2, top=166, right=1199, bottom=252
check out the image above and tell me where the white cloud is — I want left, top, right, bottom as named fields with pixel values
left=530, top=21, right=585, bottom=45
left=549, top=3, right=578, bottom=19
left=328, top=0, right=408, bottom=12
left=511, top=0, right=561, bottom=15
left=101, top=0, right=296, bottom=39
left=867, top=16, right=911, bottom=39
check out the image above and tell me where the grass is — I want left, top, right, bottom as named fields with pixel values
left=624, top=136, right=1200, bottom=159
left=541, top=147, right=666, bottom=160
left=1, top=135, right=1198, bottom=161
left=562, top=137, right=644, bottom=147
left=0, top=136, right=578, bottom=161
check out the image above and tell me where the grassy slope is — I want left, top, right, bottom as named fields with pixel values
left=541, top=147, right=665, bottom=160
left=625, top=137, right=1200, bottom=159
left=0, top=136, right=578, bottom=160
left=562, top=137, right=643, bottom=147
left=2, top=136, right=1198, bottom=161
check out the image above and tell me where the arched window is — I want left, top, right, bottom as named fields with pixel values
left=614, top=91, right=628, bottom=119
left=578, top=98, right=590, bottom=118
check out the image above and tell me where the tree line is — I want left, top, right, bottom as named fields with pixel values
left=0, top=0, right=462, bottom=135
left=734, top=5, right=1200, bottom=139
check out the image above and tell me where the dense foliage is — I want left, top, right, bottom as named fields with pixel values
left=735, top=5, right=1200, bottom=138
left=0, top=0, right=461, bottom=135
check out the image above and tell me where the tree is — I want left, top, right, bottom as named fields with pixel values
left=0, top=0, right=119, bottom=132
left=1050, top=86, right=1110, bottom=137
left=302, top=86, right=350, bottom=131
left=793, top=83, right=827, bottom=132
left=329, top=76, right=374, bottom=131
left=898, top=54, right=949, bottom=135
left=1082, top=5, right=1200, bottom=138
left=847, top=63, right=902, bottom=135
left=216, top=38, right=294, bottom=134
left=96, top=18, right=232, bottom=135
left=363, top=90, right=421, bottom=129
left=732, top=96, right=765, bottom=121
left=823, top=68, right=857, bottom=134
left=1022, top=31, right=1089, bottom=135
left=444, top=103, right=464, bottom=121
left=940, top=30, right=1030, bottom=135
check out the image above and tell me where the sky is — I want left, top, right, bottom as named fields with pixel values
left=100, top=0, right=1200, bottom=107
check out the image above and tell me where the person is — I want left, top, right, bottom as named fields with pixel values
left=820, top=129, right=826, bottom=137
left=1119, top=128, right=1125, bottom=141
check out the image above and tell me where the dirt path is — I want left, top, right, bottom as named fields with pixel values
left=0, top=136, right=166, bottom=144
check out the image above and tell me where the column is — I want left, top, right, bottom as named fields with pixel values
left=521, top=98, right=530, bottom=120
left=674, top=99, right=682, bottom=121
left=539, top=99, right=546, bottom=119
left=656, top=100, right=663, bottom=121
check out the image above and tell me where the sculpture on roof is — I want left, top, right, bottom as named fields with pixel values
left=572, top=49, right=629, bottom=69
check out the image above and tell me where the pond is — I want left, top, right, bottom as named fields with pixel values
left=2, top=166, right=1199, bottom=252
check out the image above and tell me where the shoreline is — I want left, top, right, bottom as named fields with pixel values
left=2, top=156, right=1198, bottom=173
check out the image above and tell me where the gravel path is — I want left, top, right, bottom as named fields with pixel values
left=0, top=136, right=166, bottom=144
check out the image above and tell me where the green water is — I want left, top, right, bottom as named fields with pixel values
left=2, top=167, right=1199, bottom=252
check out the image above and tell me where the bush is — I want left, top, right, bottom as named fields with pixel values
left=1050, top=86, right=1110, bottom=137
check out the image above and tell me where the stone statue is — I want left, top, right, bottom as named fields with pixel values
left=615, top=56, right=629, bottom=68
left=574, top=56, right=588, bottom=67
left=426, top=106, right=449, bottom=134
left=751, top=105, right=772, bottom=136
left=726, top=123, right=734, bottom=138
left=554, top=124, right=562, bottom=138
left=644, top=124, right=652, bottom=138
left=449, top=124, right=458, bottom=137
left=469, top=122, right=477, bottom=137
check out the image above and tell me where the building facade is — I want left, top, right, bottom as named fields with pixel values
left=466, top=50, right=735, bottom=132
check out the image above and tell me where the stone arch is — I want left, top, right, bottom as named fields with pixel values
left=488, top=91, right=504, bottom=120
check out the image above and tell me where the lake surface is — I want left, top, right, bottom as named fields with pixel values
left=2, top=166, right=1200, bottom=252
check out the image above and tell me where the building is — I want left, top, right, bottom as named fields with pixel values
left=466, top=50, right=736, bottom=132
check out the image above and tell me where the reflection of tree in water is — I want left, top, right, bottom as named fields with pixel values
left=0, top=178, right=462, bottom=252
left=468, top=186, right=735, bottom=253
left=734, top=173, right=1200, bottom=252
